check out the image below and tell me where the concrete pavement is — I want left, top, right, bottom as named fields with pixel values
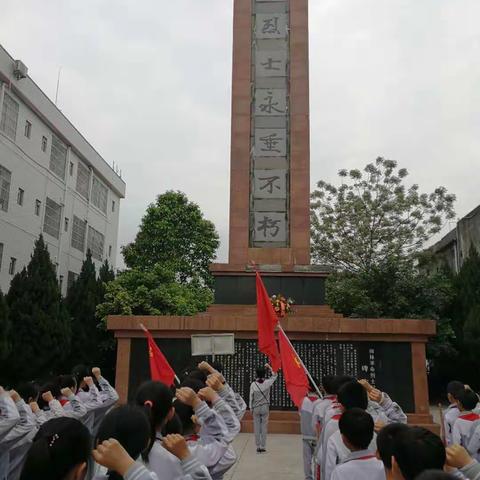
left=225, top=433, right=304, bottom=480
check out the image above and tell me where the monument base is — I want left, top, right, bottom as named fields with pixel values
left=108, top=267, right=437, bottom=433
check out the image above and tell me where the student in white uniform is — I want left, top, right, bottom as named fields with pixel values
left=93, top=404, right=210, bottom=480
left=0, top=390, right=37, bottom=480
left=0, top=386, right=20, bottom=438
left=299, top=377, right=320, bottom=480
left=376, top=422, right=409, bottom=480
left=135, top=381, right=212, bottom=480
left=311, top=375, right=335, bottom=439
left=452, top=389, right=480, bottom=452
left=444, top=381, right=465, bottom=446
left=446, top=444, right=480, bottom=480
left=330, top=408, right=385, bottom=480
left=249, top=364, right=278, bottom=454
left=19, top=417, right=91, bottom=480
left=91, top=367, right=120, bottom=437
left=391, top=427, right=446, bottom=480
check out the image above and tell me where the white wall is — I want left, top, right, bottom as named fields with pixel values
left=0, top=77, right=123, bottom=296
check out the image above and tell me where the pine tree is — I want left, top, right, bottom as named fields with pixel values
left=98, top=259, right=115, bottom=302
left=7, top=235, right=71, bottom=382
left=0, top=289, right=10, bottom=367
left=66, top=250, right=100, bottom=367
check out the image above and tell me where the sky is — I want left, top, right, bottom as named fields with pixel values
left=1, top=0, right=479, bottom=265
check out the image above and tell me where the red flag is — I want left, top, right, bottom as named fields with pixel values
left=142, top=327, right=176, bottom=386
left=278, top=329, right=309, bottom=407
left=255, top=271, right=281, bottom=372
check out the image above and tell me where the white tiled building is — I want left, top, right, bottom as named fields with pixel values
left=0, top=45, right=126, bottom=295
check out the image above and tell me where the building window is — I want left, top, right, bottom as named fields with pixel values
left=87, top=226, right=105, bottom=261
left=91, top=176, right=108, bottom=214
left=43, top=197, right=62, bottom=239
left=17, top=188, right=24, bottom=206
left=0, top=93, right=19, bottom=140
left=108, top=245, right=112, bottom=257
left=9, top=257, right=16, bottom=275
left=64, top=217, right=69, bottom=232
left=69, top=161, right=74, bottom=176
left=41, top=136, right=48, bottom=152
left=76, top=162, right=90, bottom=200
left=71, top=216, right=87, bottom=252
left=67, top=270, right=79, bottom=290
left=35, top=199, right=41, bottom=216
left=0, top=164, right=12, bottom=212
left=112, top=200, right=116, bottom=213
left=0, top=243, right=3, bottom=271
left=59, top=275, right=64, bottom=291
left=49, top=134, right=67, bottom=179
left=24, top=120, right=32, bottom=139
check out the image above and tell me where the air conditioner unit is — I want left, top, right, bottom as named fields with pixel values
left=13, top=60, right=28, bottom=80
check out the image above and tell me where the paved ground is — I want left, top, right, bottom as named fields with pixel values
left=225, top=433, right=304, bottom=480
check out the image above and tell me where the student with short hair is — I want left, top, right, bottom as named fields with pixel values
left=376, top=423, right=410, bottom=480
left=249, top=364, right=278, bottom=454
left=318, top=381, right=371, bottom=480
left=19, top=417, right=91, bottom=480
left=444, top=381, right=466, bottom=446
left=391, top=426, right=446, bottom=480
left=452, top=389, right=480, bottom=449
left=330, top=408, right=385, bottom=480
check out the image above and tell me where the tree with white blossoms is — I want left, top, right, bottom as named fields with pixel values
left=310, top=157, right=456, bottom=273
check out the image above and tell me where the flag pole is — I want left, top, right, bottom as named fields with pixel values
left=277, top=323, right=323, bottom=399
left=140, top=323, right=181, bottom=385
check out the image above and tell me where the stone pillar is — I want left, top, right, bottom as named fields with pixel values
left=229, top=0, right=310, bottom=266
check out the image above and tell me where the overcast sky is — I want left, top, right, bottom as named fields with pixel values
left=1, top=0, right=479, bottom=265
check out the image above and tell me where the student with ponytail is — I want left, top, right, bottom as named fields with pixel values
left=19, top=417, right=91, bottom=480
left=134, top=381, right=212, bottom=480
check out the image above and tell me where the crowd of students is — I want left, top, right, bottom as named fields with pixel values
left=298, top=375, right=480, bottom=480
left=0, top=361, right=245, bottom=480
left=4, top=362, right=480, bottom=480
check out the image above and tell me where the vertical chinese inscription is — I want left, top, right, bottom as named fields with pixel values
left=250, top=1, right=289, bottom=247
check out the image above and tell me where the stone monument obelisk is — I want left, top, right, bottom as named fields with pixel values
left=108, top=0, right=437, bottom=434
left=228, top=0, right=310, bottom=267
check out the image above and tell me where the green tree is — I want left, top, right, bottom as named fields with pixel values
left=122, top=191, right=219, bottom=287
left=7, top=235, right=71, bottom=382
left=66, top=250, right=100, bottom=367
left=98, top=259, right=115, bottom=299
left=453, top=246, right=480, bottom=365
left=97, top=264, right=213, bottom=321
left=0, top=290, right=10, bottom=365
left=311, top=157, right=456, bottom=272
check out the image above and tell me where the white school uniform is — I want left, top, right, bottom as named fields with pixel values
left=146, top=402, right=226, bottom=480
left=60, top=393, right=88, bottom=419
left=330, top=450, right=385, bottom=480
left=94, top=457, right=212, bottom=480
left=92, top=376, right=120, bottom=436
left=367, top=393, right=407, bottom=424
left=311, top=395, right=336, bottom=435
left=77, top=383, right=103, bottom=432
left=218, top=385, right=245, bottom=422
left=0, top=393, right=20, bottom=438
left=210, top=398, right=240, bottom=480
left=453, top=412, right=480, bottom=449
left=323, top=429, right=377, bottom=480
left=445, top=404, right=461, bottom=446
left=300, top=394, right=320, bottom=480
left=0, top=399, right=37, bottom=480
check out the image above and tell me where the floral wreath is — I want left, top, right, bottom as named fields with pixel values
left=270, top=293, right=295, bottom=318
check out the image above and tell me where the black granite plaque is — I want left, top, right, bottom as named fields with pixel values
left=129, top=338, right=414, bottom=412
left=213, top=275, right=326, bottom=305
